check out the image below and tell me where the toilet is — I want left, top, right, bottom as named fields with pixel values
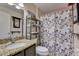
left=36, top=46, right=49, bottom=56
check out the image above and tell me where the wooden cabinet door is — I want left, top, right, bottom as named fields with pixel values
left=25, top=44, right=36, bottom=56
left=12, top=44, right=36, bottom=56
left=13, top=51, right=24, bottom=56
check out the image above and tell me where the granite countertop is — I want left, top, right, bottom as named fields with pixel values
left=0, top=39, right=37, bottom=56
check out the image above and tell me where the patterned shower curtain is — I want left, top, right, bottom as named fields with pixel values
left=40, top=9, right=74, bottom=56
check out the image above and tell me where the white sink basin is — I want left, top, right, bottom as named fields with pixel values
left=5, top=43, right=26, bottom=49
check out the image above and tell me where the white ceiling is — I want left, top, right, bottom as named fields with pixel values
left=0, top=3, right=24, bottom=15
left=34, top=3, right=68, bottom=13
left=0, top=3, right=68, bottom=14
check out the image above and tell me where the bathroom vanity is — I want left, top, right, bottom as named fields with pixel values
left=0, top=39, right=37, bottom=56
left=13, top=44, right=36, bottom=56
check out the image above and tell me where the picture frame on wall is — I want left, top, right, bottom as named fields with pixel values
left=12, top=16, right=21, bottom=28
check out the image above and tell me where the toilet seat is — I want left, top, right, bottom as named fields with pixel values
left=36, top=46, right=49, bottom=56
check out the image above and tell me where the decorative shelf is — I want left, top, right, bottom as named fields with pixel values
left=26, top=15, right=40, bottom=40
left=31, top=32, right=39, bottom=35
left=32, top=24, right=40, bottom=27
left=27, top=17, right=39, bottom=21
left=27, top=24, right=40, bottom=27
left=27, top=34, right=30, bottom=36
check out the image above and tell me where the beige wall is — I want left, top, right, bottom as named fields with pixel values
left=38, top=7, right=45, bottom=17
left=24, top=3, right=44, bottom=18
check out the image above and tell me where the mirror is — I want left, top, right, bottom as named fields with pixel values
left=0, top=3, right=24, bottom=39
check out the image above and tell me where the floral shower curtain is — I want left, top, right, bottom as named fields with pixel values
left=40, top=8, right=74, bottom=56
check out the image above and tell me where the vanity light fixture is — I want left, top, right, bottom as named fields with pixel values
left=15, top=5, right=21, bottom=9
left=8, top=3, right=14, bottom=5
left=19, top=3, right=24, bottom=7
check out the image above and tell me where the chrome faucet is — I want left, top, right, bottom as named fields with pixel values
left=8, top=32, right=16, bottom=43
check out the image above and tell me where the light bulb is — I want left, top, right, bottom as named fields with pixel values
left=19, top=3, right=24, bottom=7
left=15, top=5, right=21, bottom=9
left=8, top=3, right=14, bottom=5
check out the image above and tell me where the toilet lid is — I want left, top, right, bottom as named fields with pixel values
left=36, top=46, right=48, bottom=52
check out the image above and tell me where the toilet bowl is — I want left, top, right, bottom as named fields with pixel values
left=36, top=46, right=49, bottom=56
